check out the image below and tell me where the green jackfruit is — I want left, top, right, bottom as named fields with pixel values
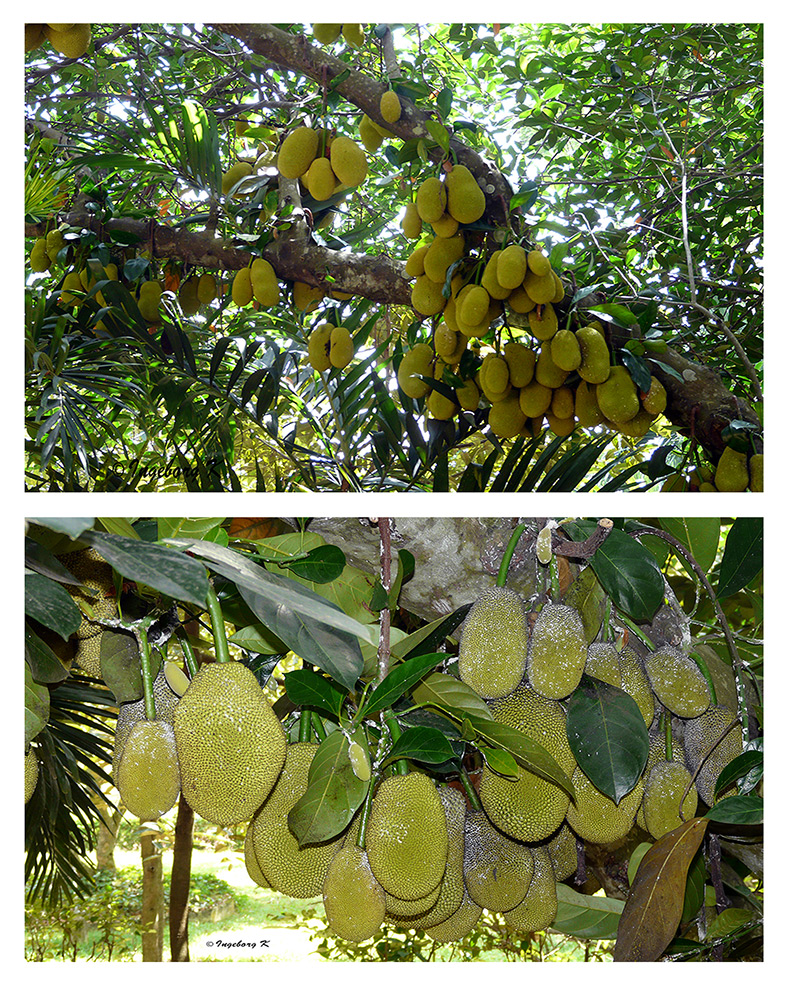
left=534, top=341, right=567, bottom=388
left=25, top=749, right=39, bottom=804
left=749, top=453, right=763, bottom=492
left=519, top=380, right=553, bottom=419
left=26, top=24, right=46, bottom=51
left=179, top=276, right=200, bottom=316
left=457, top=284, right=490, bottom=327
left=277, top=126, right=319, bottom=180
left=380, top=90, right=402, bottom=124
left=304, top=156, right=338, bottom=202
left=644, top=645, right=711, bottom=718
left=427, top=388, right=459, bottom=421
left=231, top=266, right=253, bottom=307
left=463, top=810, right=534, bottom=912
left=431, top=213, right=460, bottom=237
left=502, top=846, right=558, bottom=933
left=401, top=201, right=422, bottom=238
left=444, top=165, right=485, bottom=224
left=479, top=684, right=577, bottom=842
left=566, top=766, right=644, bottom=844
left=585, top=642, right=621, bottom=687
left=116, top=719, right=180, bottom=821
left=113, top=669, right=182, bottom=782
left=458, top=586, right=528, bottom=700
left=526, top=603, right=587, bottom=700
left=503, top=342, right=535, bottom=388
left=488, top=394, right=527, bottom=438
left=293, top=281, right=325, bottom=312
left=57, top=547, right=116, bottom=679
left=415, top=177, right=447, bottom=223
left=481, top=252, right=512, bottom=301
left=546, top=410, right=576, bottom=438
left=252, top=742, right=347, bottom=897
left=250, top=258, right=279, bottom=308
left=714, top=447, right=750, bottom=492
left=30, top=238, right=51, bottom=273
left=546, top=822, right=578, bottom=881
left=342, top=24, right=366, bottom=47
left=550, top=329, right=582, bottom=371
left=397, top=343, right=434, bottom=397
left=330, top=136, right=368, bottom=189
left=424, top=887, right=482, bottom=942
left=411, top=274, right=447, bottom=316
left=405, top=242, right=430, bottom=277
left=456, top=379, right=481, bottom=411
left=434, top=324, right=462, bottom=364
left=523, top=269, right=556, bottom=306
left=323, top=845, right=386, bottom=942
left=424, top=234, right=465, bottom=284
left=222, top=160, right=254, bottom=197
left=575, top=326, right=611, bottom=384
left=641, top=376, right=667, bottom=415
left=619, top=647, right=655, bottom=727
left=479, top=354, right=511, bottom=401
left=365, top=771, right=448, bottom=901
left=60, top=270, right=84, bottom=305
left=307, top=322, right=334, bottom=372
left=313, top=24, right=341, bottom=44
left=641, top=760, right=698, bottom=839
left=496, top=244, right=528, bottom=289
left=244, top=817, right=270, bottom=888
left=527, top=302, right=558, bottom=341
left=174, top=661, right=287, bottom=826
left=360, top=115, right=385, bottom=153
left=683, top=705, right=742, bottom=807
left=551, top=385, right=575, bottom=420
left=611, top=409, right=655, bottom=439
left=596, top=366, right=640, bottom=424
left=527, top=249, right=551, bottom=276
left=46, top=229, right=65, bottom=261
left=44, top=23, right=91, bottom=59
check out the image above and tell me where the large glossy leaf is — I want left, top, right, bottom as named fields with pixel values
left=26, top=517, right=95, bottom=539
left=567, top=675, right=649, bottom=803
left=25, top=663, right=50, bottom=745
left=25, top=626, right=69, bottom=685
left=716, top=518, right=763, bottom=599
left=465, top=715, right=575, bottom=797
left=551, top=884, right=624, bottom=939
left=157, top=517, right=227, bottom=541
left=613, top=817, right=710, bottom=961
left=714, top=750, right=763, bottom=796
left=657, top=517, right=721, bottom=576
left=283, top=669, right=346, bottom=719
left=705, top=794, right=763, bottom=825
left=25, top=572, right=81, bottom=640
left=358, top=652, right=447, bottom=719
left=411, top=673, right=493, bottom=721
left=287, top=728, right=370, bottom=846
left=383, top=725, right=457, bottom=767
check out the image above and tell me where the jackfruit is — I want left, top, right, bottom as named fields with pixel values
left=550, top=329, right=582, bottom=371
left=566, top=766, right=644, bottom=844
left=714, top=447, right=750, bottom=492
left=576, top=326, right=611, bottom=384
left=178, top=276, right=200, bottom=316
left=458, top=586, right=528, bottom=699
left=330, top=136, right=368, bottom=189
left=641, top=376, right=667, bottom=415
left=57, top=547, right=116, bottom=678
left=304, top=156, right=338, bottom=202
left=293, top=281, right=325, bottom=312
left=415, top=177, right=447, bottom=224
left=434, top=324, right=462, bottom=364
left=749, top=453, right=763, bottom=491
left=546, top=411, right=576, bottom=437
left=244, top=816, right=270, bottom=888
left=444, top=165, right=486, bottom=224
left=503, top=342, right=535, bottom=388
left=488, top=394, right=527, bottom=438
left=519, top=380, right=553, bottom=419
left=424, top=234, right=465, bottom=284
left=252, top=742, right=346, bottom=897
left=231, top=266, right=253, bottom=307
left=323, top=845, right=386, bottom=941
left=360, top=115, right=385, bottom=153
left=113, top=670, right=182, bottom=783
left=596, top=366, right=640, bottom=424
left=30, top=238, right=51, bottom=273
left=641, top=760, right=698, bottom=839
left=526, top=603, right=587, bottom=699
left=174, top=661, right=287, bottom=826
left=431, top=213, right=460, bottom=238
left=278, top=126, right=319, bottom=180
left=479, top=354, right=510, bottom=401
left=585, top=642, right=622, bottom=687
left=502, top=845, right=558, bottom=933
left=527, top=249, right=551, bottom=276
left=250, top=258, right=279, bottom=308
left=481, top=252, right=512, bottom=301
left=342, top=24, right=365, bottom=47
left=507, top=283, right=535, bottom=313
left=551, top=385, right=575, bottom=421
left=479, top=684, right=577, bottom=842
left=424, top=887, right=482, bottom=942
left=611, top=409, right=655, bottom=439
left=527, top=302, right=558, bottom=341
left=116, top=719, right=180, bottom=821
left=380, top=89, right=402, bottom=124
left=25, top=749, right=39, bottom=804
left=222, top=160, right=254, bottom=197
left=25, top=24, right=46, bottom=51
left=456, top=379, right=480, bottom=411
left=524, top=269, right=557, bottom=306
left=365, top=771, right=448, bottom=900
left=44, top=23, right=91, bottom=59
left=427, top=389, right=459, bottom=421
left=683, top=705, right=742, bottom=807
left=456, top=284, right=490, bottom=327
left=411, top=275, right=447, bottom=316
left=534, top=341, right=568, bottom=389
left=463, top=810, right=533, bottom=912
left=308, top=323, right=334, bottom=372
left=46, top=229, right=65, bottom=262
left=329, top=327, right=354, bottom=369
left=619, top=647, right=655, bottom=727
left=60, top=270, right=84, bottom=305
left=546, top=822, right=578, bottom=881
left=137, top=280, right=163, bottom=324
left=574, top=380, right=604, bottom=427
left=496, top=244, right=528, bottom=289
left=644, top=645, right=711, bottom=718
left=405, top=243, right=430, bottom=278
left=397, top=343, right=434, bottom=397
left=313, top=24, right=342, bottom=44
left=401, top=201, right=422, bottom=238
left=385, top=879, right=443, bottom=919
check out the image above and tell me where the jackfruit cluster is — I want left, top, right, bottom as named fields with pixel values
left=277, top=126, right=368, bottom=194
left=56, top=547, right=117, bottom=679
left=312, top=25, right=367, bottom=48
left=26, top=24, right=92, bottom=59
left=662, top=449, right=763, bottom=493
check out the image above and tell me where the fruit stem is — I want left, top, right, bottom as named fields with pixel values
left=611, top=609, right=654, bottom=649
left=383, top=708, right=409, bottom=775
left=137, top=625, right=156, bottom=721
left=178, top=633, right=199, bottom=679
left=311, top=712, right=327, bottom=741
left=690, top=650, right=717, bottom=707
left=299, top=709, right=313, bottom=743
left=497, top=523, right=528, bottom=588
left=356, top=772, right=378, bottom=851
left=456, top=765, right=482, bottom=811
left=601, top=595, right=612, bottom=641
left=205, top=582, right=230, bottom=663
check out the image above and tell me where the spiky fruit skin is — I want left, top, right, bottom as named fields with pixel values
left=251, top=742, right=346, bottom=898
left=424, top=235, right=465, bottom=284
left=424, top=887, right=483, bottom=942
left=57, top=548, right=116, bottom=679
left=596, top=366, right=640, bottom=423
left=365, top=772, right=448, bottom=901
left=277, top=126, right=319, bottom=179
left=250, top=258, right=279, bottom=308
left=488, top=394, right=527, bottom=439
left=546, top=822, right=578, bottom=881
left=749, top=453, right=763, bottom=492
left=330, top=136, right=367, bottom=189
left=44, top=23, right=91, bottom=59
left=307, top=323, right=334, bottom=371
left=397, top=343, right=434, bottom=398
left=585, top=641, right=622, bottom=687
left=502, top=846, right=558, bottom=933
left=116, top=720, right=180, bottom=821
left=231, top=267, right=253, bottom=307
left=644, top=645, right=711, bottom=718
left=503, top=342, right=535, bottom=388
left=684, top=705, right=742, bottom=806
left=566, top=766, right=644, bottom=844
left=25, top=750, right=39, bottom=804
left=641, top=760, right=698, bottom=839
left=642, top=376, right=667, bottom=415
left=714, top=447, right=750, bottom=492
left=410, top=274, right=447, bottom=316
left=174, top=661, right=286, bottom=826
left=113, top=670, right=181, bottom=782
left=329, top=327, right=354, bottom=368
left=575, top=326, right=611, bottom=384
left=496, top=244, right=528, bottom=289
left=304, top=156, right=337, bottom=201
left=458, top=586, right=528, bottom=700
left=445, top=165, right=486, bottom=224
left=323, top=845, right=386, bottom=942
left=526, top=603, right=587, bottom=699
left=619, top=647, right=655, bottom=727
left=463, top=811, right=534, bottom=912
left=519, top=381, right=553, bottom=419
left=415, top=178, right=447, bottom=223
left=479, top=685, right=577, bottom=842
left=244, top=819, right=270, bottom=888
left=401, top=201, right=422, bottom=238
left=380, top=90, right=402, bottom=124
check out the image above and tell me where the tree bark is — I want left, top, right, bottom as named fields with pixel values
left=140, top=831, right=164, bottom=962
left=169, top=793, right=195, bottom=962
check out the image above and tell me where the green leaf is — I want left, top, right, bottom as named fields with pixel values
left=467, top=715, right=575, bottom=797
left=26, top=517, right=95, bottom=539
left=157, top=517, right=227, bottom=541
left=288, top=544, right=346, bottom=584
left=229, top=623, right=290, bottom=657
left=25, top=626, right=69, bottom=685
left=287, top=728, right=369, bottom=846
left=425, top=118, right=450, bottom=153
left=657, top=517, right=721, bottom=577
left=100, top=629, right=150, bottom=705
left=411, top=673, right=493, bottom=721
left=25, top=662, right=50, bottom=745
left=613, top=817, right=710, bottom=961
left=25, top=572, right=81, bottom=640
left=680, top=852, right=708, bottom=924
left=716, top=518, right=763, bottom=599
left=389, top=605, right=471, bottom=663
left=97, top=517, right=143, bottom=540
left=587, top=303, right=639, bottom=329
left=705, top=794, right=763, bottom=825
left=481, top=745, right=520, bottom=779
left=368, top=580, right=389, bottom=613
left=706, top=907, right=754, bottom=940
left=359, top=652, right=447, bottom=719
left=551, top=884, right=624, bottom=939
left=567, top=676, right=649, bottom=803
left=714, top=750, right=763, bottom=796
left=383, top=725, right=457, bottom=767
left=284, top=669, right=345, bottom=719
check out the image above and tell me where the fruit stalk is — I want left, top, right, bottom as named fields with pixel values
left=496, top=522, right=528, bottom=588
left=178, top=633, right=199, bottom=680
left=137, top=625, right=156, bottom=722
left=205, top=582, right=230, bottom=663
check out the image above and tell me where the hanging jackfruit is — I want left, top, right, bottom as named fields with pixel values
left=458, top=586, right=528, bottom=700
left=44, top=23, right=91, bottom=59
left=330, top=136, right=368, bottom=189
left=714, top=447, right=750, bottom=492
left=323, top=844, right=386, bottom=942
left=644, top=645, right=711, bottom=718
left=584, top=641, right=622, bottom=687
left=683, top=705, right=742, bottom=806
left=424, top=887, right=483, bottom=943
left=116, top=719, right=180, bottom=821
left=397, top=343, right=434, bottom=398
left=641, top=760, right=698, bottom=839
left=488, top=394, right=527, bottom=438
left=566, top=766, right=644, bottom=844
left=619, top=646, right=655, bottom=727
left=526, top=602, right=587, bottom=700
left=329, top=327, right=354, bottom=368
left=444, top=165, right=486, bottom=224
left=25, top=749, right=39, bottom=804
left=502, top=845, right=558, bottom=933
left=576, top=326, right=611, bottom=384
left=596, top=366, right=640, bottom=424
left=463, top=810, right=534, bottom=912
left=250, top=258, right=279, bottom=308
left=277, top=126, right=319, bottom=180
left=380, top=89, right=402, bottom=124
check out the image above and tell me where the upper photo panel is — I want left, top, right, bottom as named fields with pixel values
left=24, top=24, right=763, bottom=493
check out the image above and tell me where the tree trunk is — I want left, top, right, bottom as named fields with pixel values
left=140, top=831, right=164, bottom=962
left=169, top=794, right=195, bottom=962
